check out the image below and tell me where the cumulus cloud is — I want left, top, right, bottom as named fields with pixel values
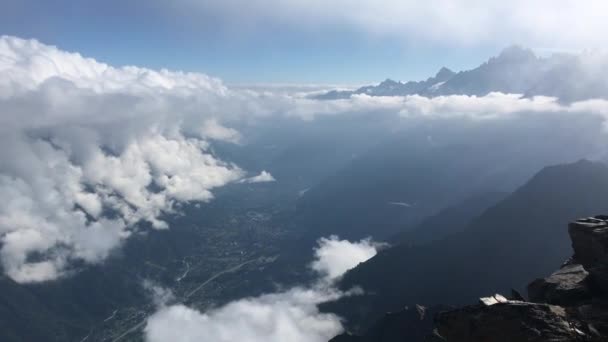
left=0, top=36, right=246, bottom=282
left=311, top=236, right=384, bottom=282
left=144, top=237, right=380, bottom=342
left=168, top=0, right=608, bottom=49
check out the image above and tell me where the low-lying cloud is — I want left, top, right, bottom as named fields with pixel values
left=241, top=170, right=277, bottom=184
left=311, top=236, right=383, bottom=282
left=144, top=236, right=380, bottom=342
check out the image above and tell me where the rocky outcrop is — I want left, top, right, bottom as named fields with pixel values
left=569, top=216, right=608, bottom=293
left=434, top=216, right=608, bottom=341
left=436, top=301, right=588, bottom=341
left=528, top=263, right=591, bottom=306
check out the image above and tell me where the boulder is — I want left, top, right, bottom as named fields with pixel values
left=528, top=264, right=591, bottom=305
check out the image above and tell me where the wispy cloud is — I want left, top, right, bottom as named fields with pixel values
left=240, top=171, right=276, bottom=184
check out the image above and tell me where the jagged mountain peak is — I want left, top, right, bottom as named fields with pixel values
left=378, top=78, right=401, bottom=86
left=434, top=66, right=455, bottom=81
left=493, top=45, right=537, bottom=63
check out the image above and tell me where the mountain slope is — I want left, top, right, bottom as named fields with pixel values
left=295, top=117, right=598, bottom=240
left=328, top=160, right=608, bottom=330
left=391, top=191, right=507, bottom=245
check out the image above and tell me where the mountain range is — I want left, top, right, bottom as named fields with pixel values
left=317, top=46, right=608, bottom=102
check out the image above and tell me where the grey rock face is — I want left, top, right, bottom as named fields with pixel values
left=570, top=217, right=608, bottom=293
left=528, top=264, right=591, bottom=305
left=570, top=217, right=608, bottom=268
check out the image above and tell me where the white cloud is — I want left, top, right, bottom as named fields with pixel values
left=241, top=170, right=276, bottom=184
left=145, top=288, right=345, bottom=342
left=311, top=236, right=384, bottom=282
left=399, top=93, right=565, bottom=118
left=0, top=36, right=245, bottom=282
left=169, top=1, right=608, bottom=49
left=0, top=36, right=227, bottom=96
left=200, top=119, right=243, bottom=143
left=144, top=237, right=380, bottom=342
left=282, top=92, right=608, bottom=123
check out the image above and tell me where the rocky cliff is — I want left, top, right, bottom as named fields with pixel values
left=434, top=216, right=608, bottom=341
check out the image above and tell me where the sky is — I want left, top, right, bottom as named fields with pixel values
left=6, top=0, right=605, bottom=84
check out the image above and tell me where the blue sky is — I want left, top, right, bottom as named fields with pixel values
left=3, top=0, right=602, bottom=84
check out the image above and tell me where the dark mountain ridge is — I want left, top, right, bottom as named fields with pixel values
left=325, top=160, right=608, bottom=332
left=295, top=114, right=602, bottom=241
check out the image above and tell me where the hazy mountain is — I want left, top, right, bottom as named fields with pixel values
left=318, top=46, right=608, bottom=102
left=391, top=191, right=507, bottom=245
left=326, top=160, right=608, bottom=331
left=294, top=115, right=600, bottom=241
left=316, top=67, right=456, bottom=99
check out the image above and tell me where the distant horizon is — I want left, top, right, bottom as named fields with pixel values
left=0, top=33, right=594, bottom=86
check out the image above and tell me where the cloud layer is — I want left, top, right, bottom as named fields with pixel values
left=3, top=35, right=608, bottom=283
left=169, top=0, right=608, bottom=49
left=145, top=237, right=380, bottom=342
